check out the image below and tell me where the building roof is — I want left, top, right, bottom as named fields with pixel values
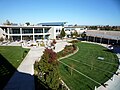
left=37, top=22, right=67, bottom=26
left=0, top=25, right=51, bottom=28
left=86, top=30, right=120, bottom=40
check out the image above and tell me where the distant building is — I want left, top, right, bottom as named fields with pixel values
left=64, top=26, right=87, bottom=38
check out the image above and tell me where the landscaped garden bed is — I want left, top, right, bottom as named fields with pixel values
left=0, top=46, right=29, bottom=89
left=57, top=44, right=77, bottom=59
left=34, top=43, right=77, bottom=90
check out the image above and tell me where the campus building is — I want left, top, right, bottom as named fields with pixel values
left=0, top=22, right=87, bottom=41
left=86, top=30, right=120, bottom=45
left=0, top=22, right=66, bottom=41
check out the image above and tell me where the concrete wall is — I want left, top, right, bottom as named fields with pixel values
left=49, top=27, right=55, bottom=39
left=0, top=28, right=5, bottom=38
left=49, top=26, right=62, bottom=39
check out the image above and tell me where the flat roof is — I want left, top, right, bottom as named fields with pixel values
left=86, top=30, right=120, bottom=40
left=37, top=22, right=67, bottom=26
left=0, top=25, right=51, bottom=28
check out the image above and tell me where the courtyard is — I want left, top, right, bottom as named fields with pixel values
left=59, top=42, right=119, bottom=90
left=0, top=40, right=120, bottom=90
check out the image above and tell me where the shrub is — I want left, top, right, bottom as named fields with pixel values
left=52, top=39, right=56, bottom=44
left=57, top=45, right=77, bottom=59
left=40, top=41, right=45, bottom=46
left=0, top=37, right=4, bottom=42
left=34, top=48, right=60, bottom=90
left=69, top=40, right=80, bottom=43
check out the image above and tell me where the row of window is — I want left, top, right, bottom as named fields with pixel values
left=8, top=28, right=49, bottom=34
left=11, top=35, right=49, bottom=41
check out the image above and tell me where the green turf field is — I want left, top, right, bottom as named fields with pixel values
left=0, top=46, right=29, bottom=89
left=59, top=42, right=119, bottom=90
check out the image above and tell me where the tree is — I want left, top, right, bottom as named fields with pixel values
left=70, top=63, right=74, bottom=76
left=71, top=30, right=78, bottom=38
left=34, top=48, right=60, bottom=89
left=0, top=37, right=4, bottom=42
left=81, top=31, right=86, bottom=39
left=4, top=20, right=11, bottom=25
left=25, top=22, right=30, bottom=26
left=9, top=37, right=13, bottom=42
left=60, top=28, right=66, bottom=39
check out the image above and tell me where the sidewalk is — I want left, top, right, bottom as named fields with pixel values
left=54, top=40, right=70, bottom=52
left=4, top=47, right=44, bottom=90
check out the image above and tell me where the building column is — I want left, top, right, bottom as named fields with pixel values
left=7, top=28, right=10, bottom=39
left=93, top=36, right=95, bottom=42
left=87, top=36, right=89, bottom=41
left=100, top=37, right=102, bottom=43
left=20, top=28, right=22, bottom=41
left=43, top=28, right=45, bottom=39
left=108, top=39, right=110, bottom=45
left=116, top=37, right=119, bottom=44
left=33, top=28, right=35, bottom=41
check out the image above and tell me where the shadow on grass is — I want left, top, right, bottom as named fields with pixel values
left=103, top=49, right=113, bottom=53
left=0, top=54, right=35, bottom=90
left=0, top=54, right=16, bottom=89
left=0, top=53, right=49, bottom=90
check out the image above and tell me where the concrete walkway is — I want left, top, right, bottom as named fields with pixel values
left=4, top=47, right=44, bottom=90
left=4, top=41, right=69, bottom=90
left=54, top=40, right=71, bottom=52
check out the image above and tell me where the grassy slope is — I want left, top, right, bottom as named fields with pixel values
left=0, top=46, right=29, bottom=89
left=0, top=46, right=29, bottom=68
left=59, top=42, right=118, bottom=90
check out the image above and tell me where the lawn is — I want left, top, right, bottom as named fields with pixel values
left=0, top=46, right=29, bottom=89
left=59, top=42, right=119, bottom=90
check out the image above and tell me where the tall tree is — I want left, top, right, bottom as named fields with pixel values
left=25, top=22, right=30, bottom=26
left=60, top=28, right=66, bottom=39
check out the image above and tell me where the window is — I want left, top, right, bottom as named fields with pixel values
left=34, top=28, right=43, bottom=33
left=22, top=29, right=33, bottom=34
left=45, top=28, right=49, bottom=33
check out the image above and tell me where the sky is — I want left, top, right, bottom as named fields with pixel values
left=0, top=0, right=120, bottom=25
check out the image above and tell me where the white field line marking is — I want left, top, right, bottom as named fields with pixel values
left=67, top=58, right=114, bottom=74
left=59, top=60, right=101, bottom=86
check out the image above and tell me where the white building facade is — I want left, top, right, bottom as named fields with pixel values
left=0, top=25, right=63, bottom=41
left=0, top=22, right=87, bottom=41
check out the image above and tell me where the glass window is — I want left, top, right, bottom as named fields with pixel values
left=45, top=28, right=49, bottom=33
left=22, top=29, right=33, bottom=34
left=12, top=28, right=20, bottom=34
left=34, top=28, right=43, bottom=33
